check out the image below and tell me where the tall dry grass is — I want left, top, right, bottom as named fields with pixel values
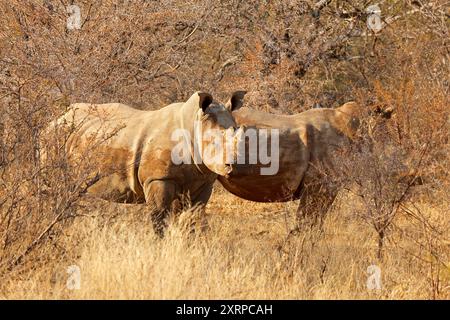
left=0, top=185, right=448, bottom=300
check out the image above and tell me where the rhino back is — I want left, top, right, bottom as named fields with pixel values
left=233, top=107, right=298, bottom=129
left=51, top=102, right=191, bottom=203
left=293, top=108, right=354, bottom=164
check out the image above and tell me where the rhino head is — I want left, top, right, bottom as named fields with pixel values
left=177, top=91, right=247, bottom=176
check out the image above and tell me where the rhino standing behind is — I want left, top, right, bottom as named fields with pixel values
left=45, top=91, right=246, bottom=236
left=218, top=102, right=364, bottom=225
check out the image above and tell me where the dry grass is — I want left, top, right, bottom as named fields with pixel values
left=1, top=185, right=448, bottom=300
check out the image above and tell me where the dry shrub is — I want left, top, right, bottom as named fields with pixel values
left=325, top=68, right=448, bottom=295
left=0, top=97, right=114, bottom=275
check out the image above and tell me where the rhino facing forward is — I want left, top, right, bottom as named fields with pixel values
left=48, top=91, right=245, bottom=235
left=218, top=102, right=363, bottom=225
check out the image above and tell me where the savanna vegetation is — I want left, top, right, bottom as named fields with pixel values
left=0, top=0, right=448, bottom=299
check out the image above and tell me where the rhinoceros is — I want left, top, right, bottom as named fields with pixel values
left=218, top=101, right=364, bottom=225
left=47, top=91, right=246, bottom=235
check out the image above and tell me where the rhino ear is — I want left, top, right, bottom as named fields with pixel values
left=225, top=90, right=247, bottom=111
left=197, top=92, right=213, bottom=112
left=371, top=104, right=394, bottom=119
left=381, top=106, right=394, bottom=119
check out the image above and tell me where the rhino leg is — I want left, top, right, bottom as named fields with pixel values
left=191, top=184, right=213, bottom=233
left=143, top=179, right=177, bottom=237
left=296, top=184, right=337, bottom=229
